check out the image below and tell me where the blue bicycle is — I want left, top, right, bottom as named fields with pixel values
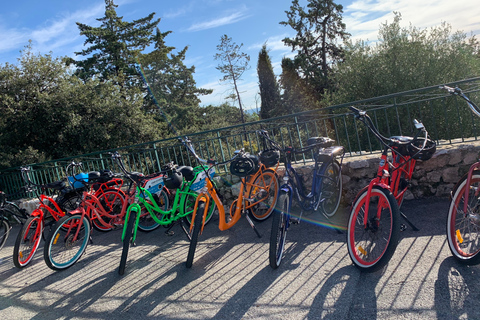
left=263, top=131, right=345, bottom=268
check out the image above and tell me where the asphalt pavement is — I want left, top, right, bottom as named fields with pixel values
left=0, top=197, right=478, bottom=320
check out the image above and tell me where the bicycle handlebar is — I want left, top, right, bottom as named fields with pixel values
left=440, top=85, right=480, bottom=118
left=349, top=105, right=429, bottom=156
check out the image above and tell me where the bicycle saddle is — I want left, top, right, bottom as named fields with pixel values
left=44, top=180, right=67, bottom=190
left=316, top=146, right=345, bottom=163
left=307, top=137, right=334, bottom=148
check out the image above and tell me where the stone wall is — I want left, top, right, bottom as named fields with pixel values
left=17, top=141, right=480, bottom=213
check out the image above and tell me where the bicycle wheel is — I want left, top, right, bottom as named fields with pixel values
left=248, top=169, right=279, bottom=221
left=447, top=173, right=480, bottom=264
left=269, top=190, right=289, bottom=269
left=347, top=186, right=400, bottom=272
left=44, top=214, right=91, bottom=270
left=186, top=202, right=206, bottom=268
left=119, top=210, right=136, bottom=275
left=138, top=189, right=169, bottom=232
left=92, top=189, right=125, bottom=232
left=13, top=216, right=44, bottom=268
left=0, top=218, right=10, bottom=251
left=320, top=160, right=343, bottom=217
left=183, top=193, right=214, bottom=226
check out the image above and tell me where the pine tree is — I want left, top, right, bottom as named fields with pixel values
left=281, top=0, right=350, bottom=98
left=138, top=29, right=213, bottom=134
left=214, top=34, right=250, bottom=125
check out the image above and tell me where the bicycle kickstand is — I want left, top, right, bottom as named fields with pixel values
left=179, top=220, right=191, bottom=240
left=400, top=211, right=419, bottom=231
left=245, top=213, right=262, bottom=238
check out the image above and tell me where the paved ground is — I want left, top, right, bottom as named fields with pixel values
left=0, top=197, right=479, bottom=320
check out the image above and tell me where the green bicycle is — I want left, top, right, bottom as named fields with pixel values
left=116, top=152, right=215, bottom=275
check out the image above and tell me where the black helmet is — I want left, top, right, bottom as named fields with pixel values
left=408, top=138, right=436, bottom=161
left=259, top=149, right=280, bottom=167
left=164, top=169, right=183, bottom=189
left=230, top=156, right=256, bottom=177
left=98, top=169, right=114, bottom=183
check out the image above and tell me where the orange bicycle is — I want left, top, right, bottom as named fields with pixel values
left=182, top=131, right=280, bottom=267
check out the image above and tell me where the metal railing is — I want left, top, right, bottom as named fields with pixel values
left=1, top=77, right=480, bottom=199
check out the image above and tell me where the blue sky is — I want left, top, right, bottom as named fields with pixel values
left=1, top=0, right=479, bottom=111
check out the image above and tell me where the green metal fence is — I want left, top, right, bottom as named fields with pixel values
left=2, top=77, right=480, bottom=199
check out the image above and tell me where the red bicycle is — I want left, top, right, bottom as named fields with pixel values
left=442, top=85, right=480, bottom=264
left=13, top=164, right=84, bottom=268
left=346, top=106, right=436, bottom=272
left=43, top=158, right=169, bottom=270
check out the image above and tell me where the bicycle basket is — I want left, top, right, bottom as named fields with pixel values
left=164, top=169, right=183, bottom=189
left=408, top=138, right=436, bottom=161
left=230, top=155, right=259, bottom=177
left=259, top=149, right=280, bottom=167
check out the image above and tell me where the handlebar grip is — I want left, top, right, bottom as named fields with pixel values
left=349, top=106, right=362, bottom=114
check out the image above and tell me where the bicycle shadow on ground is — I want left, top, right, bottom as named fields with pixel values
left=309, top=265, right=379, bottom=320
left=434, top=257, right=480, bottom=320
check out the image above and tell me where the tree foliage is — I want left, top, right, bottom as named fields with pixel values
left=330, top=13, right=480, bottom=103
left=0, top=45, right=160, bottom=169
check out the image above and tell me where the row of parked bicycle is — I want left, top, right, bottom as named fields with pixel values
left=0, top=85, right=479, bottom=275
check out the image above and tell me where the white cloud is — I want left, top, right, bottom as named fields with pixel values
left=344, top=0, right=480, bottom=42
left=0, top=3, right=104, bottom=61
left=187, top=11, right=251, bottom=32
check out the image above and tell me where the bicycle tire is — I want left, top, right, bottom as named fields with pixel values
left=0, top=218, right=10, bottom=251
left=138, top=189, right=169, bottom=232
left=91, top=189, right=126, bottom=232
left=44, top=214, right=90, bottom=270
left=347, top=186, right=400, bottom=272
left=186, top=202, right=206, bottom=268
left=269, top=190, right=289, bottom=269
left=119, top=210, right=136, bottom=275
left=248, top=169, right=279, bottom=221
left=13, top=216, right=44, bottom=268
left=447, top=173, right=480, bottom=264
left=320, top=160, right=343, bottom=217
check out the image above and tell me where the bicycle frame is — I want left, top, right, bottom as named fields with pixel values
left=281, top=147, right=344, bottom=212
left=361, top=147, right=416, bottom=227
left=190, top=161, right=278, bottom=235
left=123, top=177, right=203, bottom=243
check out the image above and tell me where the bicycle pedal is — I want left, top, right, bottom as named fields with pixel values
left=400, top=224, right=407, bottom=232
left=290, top=218, right=300, bottom=224
left=165, top=230, right=175, bottom=236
